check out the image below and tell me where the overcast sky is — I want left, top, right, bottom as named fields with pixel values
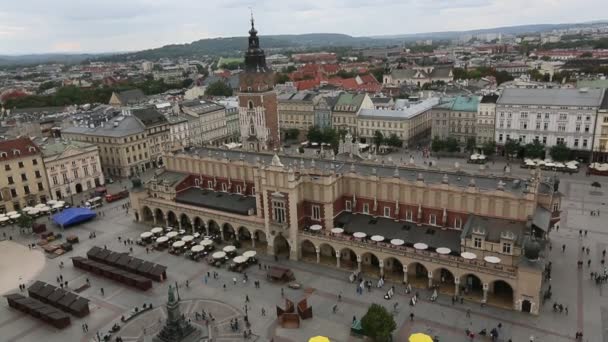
left=1, top=0, right=606, bottom=54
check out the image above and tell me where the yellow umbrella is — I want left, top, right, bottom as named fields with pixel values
left=308, top=337, right=330, bottom=342
left=409, top=333, right=433, bottom=342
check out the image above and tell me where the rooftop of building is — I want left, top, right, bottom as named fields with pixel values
left=451, top=95, right=481, bottom=112
left=180, top=100, right=224, bottom=115
left=333, top=93, right=367, bottom=112
left=576, top=79, right=608, bottom=89
left=183, top=147, right=544, bottom=197
left=461, top=215, right=527, bottom=245
left=0, top=137, right=41, bottom=161
left=40, top=140, right=97, bottom=157
left=113, top=89, right=145, bottom=105
left=132, top=107, right=168, bottom=128
left=150, top=171, right=189, bottom=187
left=358, top=97, right=439, bottom=120
left=480, top=94, right=499, bottom=104
left=62, top=115, right=144, bottom=138
left=334, top=212, right=462, bottom=252
left=497, top=88, right=605, bottom=107
left=175, top=187, right=256, bottom=216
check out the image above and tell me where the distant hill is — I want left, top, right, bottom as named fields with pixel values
left=0, top=53, right=113, bottom=67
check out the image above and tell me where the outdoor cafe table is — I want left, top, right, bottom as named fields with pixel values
left=223, top=246, right=237, bottom=253
left=166, top=232, right=178, bottom=239
left=191, top=245, right=205, bottom=253
left=151, top=227, right=163, bottom=235
left=156, top=236, right=169, bottom=244
left=172, top=241, right=186, bottom=248
left=182, top=235, right=194, bottom=243
left=212, top=251, right=226, bottom=259
left=200, top=239, right=213, bottom=247
left=243, top=250, right=256, bottom=258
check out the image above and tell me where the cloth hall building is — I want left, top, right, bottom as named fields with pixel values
left=130, top=147, right=560, bottom=315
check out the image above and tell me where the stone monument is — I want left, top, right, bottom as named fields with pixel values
left=153, top=285, right=201, bottom=342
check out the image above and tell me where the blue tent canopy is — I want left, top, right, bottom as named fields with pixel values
left=52, top=208, right=96, bottom=227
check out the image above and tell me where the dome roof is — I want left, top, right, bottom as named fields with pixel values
left=524, top=239, right=541, bottom=260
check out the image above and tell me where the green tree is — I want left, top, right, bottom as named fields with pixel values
left=284, top=128, right=300, bottom=140
left=481, top=141, right=496, bottom=156
left=337, top=70, right=356, bottom=79
left=373, top=130, right=384, bottom=149
left=465, top=137, right=477, bottom=152
left=370, top=67, right=385, bottom=84
left=540, top=56, right=551, bottom=61
left=445, top=137, right=460, bottom=152
left=204, top=81, right=233, bottom=96
left=580, top=52, right=593, bottom=58
left=504, top=139, right=521, bottom=158
left=181, top=78, right=194, bottom=88
left=306, top=125, right=323, bottom=143
left=550, top=143, right=571, bottom=161
left=386, top=133, right=402, bottom=147
left=431, top=136, right=444, bottom=152
left=524, top=140, right=545, bottom=159
left=361, top=304, right=396, bottom=342
left=274, top=73, right=290, bottom=84
left=17, top=213, right=34, bottom=232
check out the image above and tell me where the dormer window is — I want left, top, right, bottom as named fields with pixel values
left=454, top=217, right=462, bottom=229
left=405, top=210, right=413, bottom=221
left=429, top=214, right=437, bottom=225
left=474, top=237, right=483, bottom=248
left=28, top=146, right=36, bottom=153
left=12, top=149, right=20, bottom=156
left=502, top=242, right=512, bottom=254
left=0, top=152, right=7, bottom=158
left=207, top=181, right=213, bottom=189
left=221, top=183, right=227, bottom=192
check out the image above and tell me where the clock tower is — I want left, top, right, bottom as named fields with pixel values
left=238, top=15, right=279, bottom=151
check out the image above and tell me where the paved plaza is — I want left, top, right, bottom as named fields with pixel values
left=1, top=163, right=608, bottom=341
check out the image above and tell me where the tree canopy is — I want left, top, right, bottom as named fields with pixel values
left=550, top=143, right=572, bottom=162
left=524, top=140, right=545, bottom=159
left=505, top=139, right=521, bottom=158
left=482, top=141, right=496, bottom=156
left=204, top=81, right=233, bottom=97
left=361, top=304, right=396, bottom=342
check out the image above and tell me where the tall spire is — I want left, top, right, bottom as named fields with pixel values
left=249, top=8, right=257, bottom=35
left=244, top=12, right=267, bottom=72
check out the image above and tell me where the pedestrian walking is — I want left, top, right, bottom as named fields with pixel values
left=261, top=308, right=265, bottom=316
left=466, top=309, right=471, bottom=318
left=100, top=287, right=104, bottom=296
left=410, top=312, right=414, bottom=321
left=562, top=244, right=566, bottom=253
left=281, top=288, right=284, bottom=297
left=245, top=295, right=249, bottom=303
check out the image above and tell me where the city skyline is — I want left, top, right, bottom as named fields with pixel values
left=0, top=0, right=607, bottom=54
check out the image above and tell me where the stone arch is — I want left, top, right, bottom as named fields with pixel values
left=179, top=213, right=192, bottom=232
left=383, top=257, right=404, bottom=282
left=208, top=220, right=220, bottom=237
left=318, top=243, right=336, bottom=266
left=273, top=234, right=290, bottom=257
left=360, top=251, right=381, bottom=277
left=166, top=210, right=178, bottom=227
left=407, top=261, right=430, bottom=288
left=193, top=217, right=205, bottom=234
left=141, top=206, right=154, bottom=223
left=460, top=273, right=485, bottom=301
left=253, top=229, right=268, bottom=250
left=154, top=208, right=164, bottom=224
left=488, top=279, right=515, bottom=309
left=432, top=267, right=457, bottom=295
left=222, top=223, right=236, bottom=241
left=237, top=226, right=252, bottom=247
left=339, top=247, right=358, bottom=270
left=300, top=239, right=316, bottom=262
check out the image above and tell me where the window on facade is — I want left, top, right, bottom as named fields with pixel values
left=37, top=183, right=44, bottom=191
left=236, top=185, right=242, bottom=194
left=207, top=181, right=213, bottom=189
left=585, top=125, right=590, bottom=133
left=576, top=124, right=581, bottom=132
left=62, top=173, right=68, bottom=183
left=429, top=214, right=437, bottom=225
left=556, top=137, right=565, bottom=145
left=383, top=207, right=391, bottom=218
left=454, top=217, right=462, bottom=229
left=583, top=139, right=588, bottom=148
left=362, top=203, right=369, bottom=214
left=52, top=176, right=58, bottom=186
left=32, top=159, right=37, bottom=165
left=73, top=170, right=79, bottom=179
left=574, top=139, right=579, bottom=147
left=272, top=200, right=286, bottom=224
left=4, top=164, right=10, bottom=171
left=553, top=202, right=560, bottom=212
left=502, top=243, right=512, bottom=254
left=312, top=205, right=321, bottom=220
left=345, top=200, right=352, bottom=211
left=35, top=170, right=41, bottom=178
left=251, top=187, right=256, bottom=196
left=10, top=189, right=17, bottom=198
left=473, top=237, right=482, bottom=248
left=18, top=162, right=24, bottom=168
left=23, top=185, right=30, bottom=195
left=21, top=173, right=27, bottom=181
left=221, top=183, right=227, bottom=192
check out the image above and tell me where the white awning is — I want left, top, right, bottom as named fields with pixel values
left=414, top=242, right=428, bottom=250
left=436, top=247, right=451, bottom=255
left=390, top=239, right=405, bottom=246
left=461, top=252, right=477, bottom=260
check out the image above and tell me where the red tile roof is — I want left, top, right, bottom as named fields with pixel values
left=0, top=137, right=41, bottom=162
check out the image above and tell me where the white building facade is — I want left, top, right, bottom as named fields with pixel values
left=42, top=141, right=104, bottom=201
left=495, top=88, right=606, bottom=155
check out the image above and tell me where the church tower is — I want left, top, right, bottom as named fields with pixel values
left=238, top=15, right=280, bottom=151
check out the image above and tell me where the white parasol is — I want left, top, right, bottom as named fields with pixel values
left=156, top=236, right=169, bottom=243
left=191, top=245, right=205, bottom=253
left=172, top=241, right=185, bottom=248
left=484, top=256, right=501, bottom=264
left=140, top=232, right=153, bottom=239
left=182, top=235, right=194, bottom=242
left=223, top=245, right=236, bottom=253
left=151, top=227, right=164, bottom=234
left=200, top=239, right=213, bottom=246
left=233, top=256, right=247, bottom=264
left=35, top=204, right=46, bottom=208
left=9, top=214, right=21, bottom=219
left=243, top=250, right=257, bottom=258
left=0, top=217, right=9, bottom=222
left=461, top=252, right=477, bottom=260
left=390, top=239, right=405, bottom=246
left=212, top=251, right=226, bottom=259
left=436, top=247, right=451, bottom=255
left=353, top=232, right=367, bottom=238
left=166, top=232, right=178, bottom=239
left=414, top=242, right=428, bottom=250
left=331, top=228, right=344, bottom=234
left=310, top=224, right=322, bottom=231
left=6, top=211, right=18, bottom=216
left=371, top=235, right=384, bottom=242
